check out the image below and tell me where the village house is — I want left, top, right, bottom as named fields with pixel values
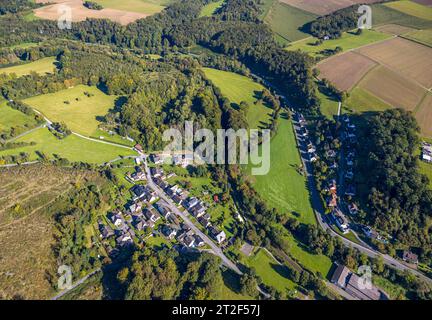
left=183, top=235, right=196, bottom=248
left=161, top=225, right=177, bottom=240
left=150, top=167, right=164, bottom=179
left=126, top=202, right=142, bottom=214
left=155, top=200, right=172, bottom=219
left=332, top=208, right=349, bottom=234
left=403, top=250, right=419, bottom=265
left=348, top=203, right=358, bottom=215
left=172, top=194, right=183, bottom=205
left=150, top=154, right=164, bottom=165
left=99, top=224, right=114, bottom=239
left=134, top=144, right=144, bottom=153
left=143, top=207, right=161, bottom=223
left=190, top=203, right=206, bottom=218
left=209, top=226, right=226, bottom=244
left=328, top=193, right=338, bottom=208
left=110, top=213, right=125, bottom=228
left=130, top=167, right=146, bottom=182
left=198, top=217, right=211, bottom=228
left=194, top=235, right=205, bottom=247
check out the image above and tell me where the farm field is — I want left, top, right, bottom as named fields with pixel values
left=413, top=0, right=432, bottom=5
left=384, top=0, right=432, bottom=21
left=264, top=1, right=317, bottom=44
left=199, top=0, right=225, bottom=17
left=357, top=37, right=432, bottom=88
left=0, top=57, right=57, bottom=77
left=33, top=0, right=152, bottom=25
left=372, top=3, right=432, bottom=29
left=247, top=117, right=316, bottom=226
left=23, top=85, right=116, bottom=137
left=0, top=127, right=136, bottom=164
left=286, top=29, right=392, bottom=58
left=357, top=66, right=426, bottom=111
left=404, top=28, right=432, bottom=46
left=317, top=51, right=377, bottom=91
left=202, top=68, right=273, bottom=130
left=0, top=165, right=92, bottom=299
left=415, top=94, right=432, bottom=137
left=245, top=248, right=297, bottom=293
left=375, top=23, right=416, bottom=35
left=0, top=100, right=38, bottom=135
left=94, top=0, right=169, bottom=15
left=279, top=0, right=382, bottom=16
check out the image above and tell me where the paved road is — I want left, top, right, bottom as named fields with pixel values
left=51, top=269, right=101, bottom=300
left=141, top=155, right=242, bottom=275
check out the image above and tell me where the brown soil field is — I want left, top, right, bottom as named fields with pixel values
left=317, top=51, right=377, bottom=91
left=375, top=24, right=416, bottom=35
left=0, top=165, right=96, bottom=299
left=413, top=0, right=432, bottom=6
left=34, top=0, right=148, bottom=25
left=278, top=0, right=382, bottom=15
left=415, top=93, right=432, bottom=137
left=357, top=66, right=426, bottom=111
left=357, top=37, right=432, bottom=89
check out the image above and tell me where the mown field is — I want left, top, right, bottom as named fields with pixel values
left=0, top=165, right=98, bottom=299
left=202, top=68, right=273, bottom=130
left=0, top=99, right=38, bottom=135
left=264, top=0, right=317, bottom=44
left=286, top=29, right=392, bottom=58
left=344, top=87, right=392, bottom=113
left=384, top=0, right=432, bottom=21
left=0, top=127, right=136, bottom=164
left=199, top=0, right=225, bottom=17
left=24, top=85, right=117, bottom=137
left=0, top=57, right=57, bottom=77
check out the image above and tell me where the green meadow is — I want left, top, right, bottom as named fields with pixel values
left=24, top=85, right=117, bottom=137
left=372, top=3, right=432, bottom=29
left=0, top=99, right=38, bottom=134
left=202, top=68, right=273, bottom=129
left=248, top=117, right=316, bottom=226
left=345, top=88, right=392, bottom=114
left=384, top=0, right=432, bottom=21
left=0, top=128, right=135, bottom=164
left=264, top=1, right=317, bottom=44
left=94, top=0, right=169, bottom=15
left=0, top=57, right=57, bottom=77
left=200, top=0, right=225, bottom=17
left=286, top=29, right=392, bottom=58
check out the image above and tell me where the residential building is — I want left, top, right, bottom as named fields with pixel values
left=403, top=251, right=419, bottom=265
left=209, top=227, right=226, bottom=244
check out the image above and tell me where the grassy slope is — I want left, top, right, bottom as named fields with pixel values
left=199, top=0, right=225, bottom=17
left=24, top=85, right=116, bottom=137
left=0, top=99, right=37, bottom=133
left=420, top=161, right=432, bottom=188
left=384, top=0, right=432, bottom=21
left=404, top=28, right=432, bottom=47
left=0, top=127, right=135, bottom=164
left=202, top=68, right=273, bottom=130
left=94, top=0, right=168, bottom=15
left=0, top=57, right=56, bottom=77
left=286, top=30, right=392, bottom=58
left=345, top=87, right=392, bottom=114
left=264, top=1, right=317, bottom=44
left=317, top=85, right=340, bottom=120
left=246, top=249, right=297, bottom=292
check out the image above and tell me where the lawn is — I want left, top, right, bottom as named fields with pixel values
left=0, top=57, right=57, bottom=77
left=419, top=161, right=432, bottom=188
left=23, top=85, right=117, bottom=137
left=94, top=0, right=169, bottom=15
left=317, top=84, right=340, bottom=120
left=0, top=99, right=38, bottom=134
left=202, top=68, right=273, bottom=130
left=264, top=1, right=317, bottom=44
left=247, top=117, right=316, bottom=225
left=286, top=29, right=392, bottom=58
left=199, top=0, right=225, bottom=17
left=345, top=87, right=392, bottom=114
left=404, top=28, right=432, bottom=47
left=245, top=248, right=297, bottom=293
left=384, top=0, right=432, bottom=21
left=0, top=127, right=136, bottom=164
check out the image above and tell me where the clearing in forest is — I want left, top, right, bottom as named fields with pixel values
left=0, top=57, right=57, bottom=77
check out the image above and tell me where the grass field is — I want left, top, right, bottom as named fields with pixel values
left=202, top=68, right=273, bottom=130
left=0, top=99, right=38, bottom=134
left=420, top=161, right=432, bottom=188
left=24, top=85, right=117, bottom=137
left=404, top=28, right=432, bottom=46
left=385, top=0, right=432, bottom=21
left=0, top=128, right=136, bottom=164
left=0, top=57, right=56, bottom=77
left=345, top=87, right=392, bottom=113
left=317, top=86, right=340, bottom=120
left=199, top=0, right=225, bottom=17
left=264, top=1, right=317, bottom=44
left=247, top=117, right=316, bottom=226
left=94, top=0, right=169, bottom=15
left=373, top=275, right=407, bottom=299
left=245, top=249, right=297, bottom=293
left=372, top=3, right=432, bottom=29
left=286, top=29, right=392, bottom=58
